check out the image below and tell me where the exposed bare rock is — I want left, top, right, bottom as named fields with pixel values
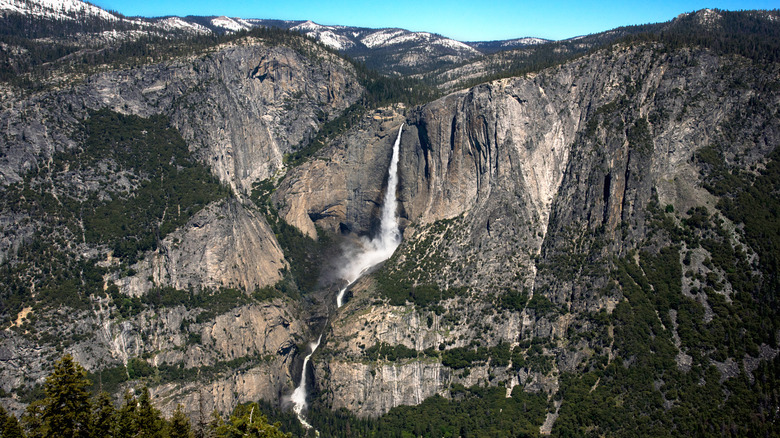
left=274, top=106, right=408, bottom=239
left=320, top=359, right=448, bottom=416
left=117, top=199, right=286, bottom=296
left=152, top=358, right=297, bottom=418
left=1, top=38, right=362, bottom=197
left=0, top=298, right=306, bottom=415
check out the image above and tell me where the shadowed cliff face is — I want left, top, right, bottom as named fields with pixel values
left=274, top=106, right=409, bottom=240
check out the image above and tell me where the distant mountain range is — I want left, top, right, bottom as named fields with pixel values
left=0, top=0, right=553, bottom=75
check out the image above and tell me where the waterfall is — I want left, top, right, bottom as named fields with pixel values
left=336, top=123, right=404, bottom=308
left=290, top=123, right=404, bottom=430
left=290, top=335, right=321, bottom=429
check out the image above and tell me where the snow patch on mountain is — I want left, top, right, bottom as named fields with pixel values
left=316, top=30, right=354, bottom=50
left=435, top=37, right=480, bottom=53
left=292, top=21, right=354, bottom=50
left=361, top=29, right=405, bottom=48
left=211, top=16, right=253, bottom=32
left=157, top=17, right=211, bottom=34
left=361, top=29, right=478, bottom=54
left=0, top=0, right=118, bottom=21
left=294, top=20, right=347, bottom=31
left=501, top=37, right=548, bottom=47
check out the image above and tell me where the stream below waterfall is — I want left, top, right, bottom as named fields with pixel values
left=289, top=124, right=405, bottom=430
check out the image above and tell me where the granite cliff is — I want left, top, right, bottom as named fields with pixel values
left=0, top=6, right=778, bottom=436
left=281, top=42, right=780, bottom=428
left=0, top=31, right=361, bottom=418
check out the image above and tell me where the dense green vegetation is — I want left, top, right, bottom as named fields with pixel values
left=363, top=343, right=420, bottom=362
left=75, top=109, right=228, bottom=263
left=629, top=9, right=780, bottom=64
left=447, top=9, right=780, bottom=91
left=0, top=239, right=106, bottom=322
left=372, top=218, right=470, bottom=309
left=256, top=384, right=549, bottom=437
left=4, top=354, right=553, bottom=438
left=550, top=184, right=779, bottom=435
left=90, top=352, right=277, bottom=397
left=2, top=8, right=780, bottom=438
left=698, top=144, right=780, bottom=310
left=374, top=270, right=467, bottom=310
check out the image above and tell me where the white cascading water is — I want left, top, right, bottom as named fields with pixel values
left=336, top=123, right=404, bottom=308
left=290, top=335, right=321, bottom=429
left=290, top=124, right=405, bottom=430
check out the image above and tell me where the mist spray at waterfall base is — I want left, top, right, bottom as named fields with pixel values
left=290, top=124, right=405, bottom=430
left=336, top=123, right=404, bottom=308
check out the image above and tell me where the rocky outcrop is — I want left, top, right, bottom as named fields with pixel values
left=0, top=297, right=307, bottom=415
left=312, top=277, right=562, bottom=417
left=0, top=37, right=362, bottom=196
left=117, top=199, right=286, bottom=297
left=2, top=19, right=780, bottom=427
left=0, top=34, right=360, bottom=415
left=151, top=357, right=297, bottom=419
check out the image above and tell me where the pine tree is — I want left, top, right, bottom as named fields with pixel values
left=214, top=403, right=290, bottom=438
left=91, top=392, right=116, bottom=438
left=168, top=405, right=193, bottom=438
left=39, top=354, right=92, bottom=438
left=0, top=405, right=26, bottom=438
left=20, top=400, right=45, bottom=438
left=114, top=390, right=137, bottom=438
left=135, top=387, right=165, bottom=438
left=206, top=410, right=223, bottom=438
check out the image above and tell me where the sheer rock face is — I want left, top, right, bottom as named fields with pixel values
left=117, top=198, right=286, bottom=297
left=1, top=40, right=361, bottom=196
left=79, top=41, right=360, bottom=196
left=309, top=44, right=780, bottom=417
left=274, top=106, right=408, bottom=239
left=2, top=31, right=780, bottom=423
left=148, top=302, right=306, bottom=418
left=0, top=298, right=306, bottom=418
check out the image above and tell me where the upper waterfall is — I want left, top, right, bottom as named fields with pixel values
left=336, top=123, right=404, bottom=307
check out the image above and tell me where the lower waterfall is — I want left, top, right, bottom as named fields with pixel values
left=290, top=124, right=405, bottom=429
left=290, top=335, right=321, bottom=429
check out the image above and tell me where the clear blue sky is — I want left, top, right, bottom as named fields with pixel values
left=92, top=0, right=780, bottom=41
